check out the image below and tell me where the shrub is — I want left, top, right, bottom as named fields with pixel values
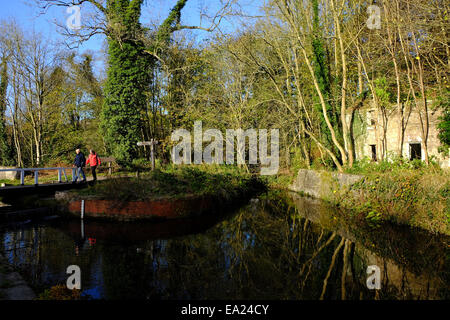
left=337, top=168, right=450, bottom=234
left=37, top=284, right=81, bottom=300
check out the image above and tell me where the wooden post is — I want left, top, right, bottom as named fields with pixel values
left=137, top=139, right=158, bottom=170
left=58, top=169, right=62, bottom=183
left=99, top=157, right=115, bottom=177
left=150, top=142, right=155, bottom=170
left=20, top=170, right=24, bottom=186
left=34, top=171, right=38, bottom=185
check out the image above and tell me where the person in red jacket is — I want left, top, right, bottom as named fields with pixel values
left=86, top=149, right=101, bottom=181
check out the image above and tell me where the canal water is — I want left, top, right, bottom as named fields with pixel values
left=0, top=191, right=449, bottom=300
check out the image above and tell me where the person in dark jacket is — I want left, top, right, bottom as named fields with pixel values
left=73, top=149, right=86, bottom=183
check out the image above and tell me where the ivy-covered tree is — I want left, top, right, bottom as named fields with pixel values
left=101, top=1, right=149, bottom=163
left=311, top=0, right=335, bottom=151
left=0, top=57, right=12, bottom=166
left=101, top=0, right=188, bottom=164
left=437, top=99, right=450, bottom=153
left=37, top=0, right=189, bottom=164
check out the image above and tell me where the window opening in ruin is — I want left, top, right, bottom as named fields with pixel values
left=409, top=143, right=422, bottom=160
left=370, top=145, right=377, bottom=161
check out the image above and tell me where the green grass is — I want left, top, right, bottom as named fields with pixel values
left=334, top=168, right=450, bottom=235
left=267, top=156, right=450, bottom=235
left=73, top=165, right=264, bottom=202
left=344, top=154, right=442, bottom=174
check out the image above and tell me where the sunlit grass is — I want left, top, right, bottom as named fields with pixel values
left=74, top=165, right=262, bottom=201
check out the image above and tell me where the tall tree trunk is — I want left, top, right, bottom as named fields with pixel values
left=331, top=0, right=352, bottom=167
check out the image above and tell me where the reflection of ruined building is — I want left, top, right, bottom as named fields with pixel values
left=351, top=102, right=449, bottom=168
left=289, top=193, right=449, bottom=300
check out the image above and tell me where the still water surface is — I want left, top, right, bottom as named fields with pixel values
left=1, top=191, right=449, bottom=299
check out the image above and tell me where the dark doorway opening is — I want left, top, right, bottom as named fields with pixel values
left=409, top=143, right=422, bottom=160
left=370, top=145, right=377, bottom=161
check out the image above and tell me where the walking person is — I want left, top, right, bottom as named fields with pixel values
left=73, top=148, right=87, bottom=183
left=86, top=149, right=101, bottom=182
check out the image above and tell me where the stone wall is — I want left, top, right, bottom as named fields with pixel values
left=289, top=169, right=363, bottom=200
left=0, top=167, right=19, bottom=180
left=352, top=103, right=449, bottom=168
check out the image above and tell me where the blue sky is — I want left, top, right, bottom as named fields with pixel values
left=0, top=0, right=260, bottom=75
left=0, top=0, right=259, bottom=53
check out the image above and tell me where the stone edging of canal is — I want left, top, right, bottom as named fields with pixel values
left=289, top=169, right=450, bottom=236
left=53, top=180, right=266, bottom=221
left=0, top=253, right=35, bottom=300
left=56, top=192, right=219, bottom=221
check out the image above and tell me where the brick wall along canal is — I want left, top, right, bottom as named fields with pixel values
left=0, top=191, right=449, bottom=300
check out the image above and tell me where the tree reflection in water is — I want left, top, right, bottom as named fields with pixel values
left=0, top=191, right=449, bottom=299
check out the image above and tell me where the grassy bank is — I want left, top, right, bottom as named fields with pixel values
left=73, top=165, right=265, bottom=202
left=268, top=158, right=450, bottom=235
left=334, top=168, right=449, bottom=235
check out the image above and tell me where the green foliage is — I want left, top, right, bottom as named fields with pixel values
left=311, top=0, right=330, bottom=98
left=290, top=147, right=309, bottom=174
left=365, top=206, right=383, bottom=227
left=1, top=0, right=447, bottom=180
left=310, top=0, right=340, bottom=155
left=131, top=157, right=152, bottom=168
left=101, top=0, right=189, bottom=164
left=345, top=155, right=437, bottom=174
left=0, top=58, right=12, bottom=165
left=437, top=93, right=450, bottom=152
left=154, top=0, right=188, bottom=49
left=263, top=173, right=295, bottom=189
left=45, top=53, right=104, bottom=164
left=374, top=77, right=392, bottom=105
left=101, top=38, right=150, bottom=164
left=337, top=168, right=450, bottom=234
